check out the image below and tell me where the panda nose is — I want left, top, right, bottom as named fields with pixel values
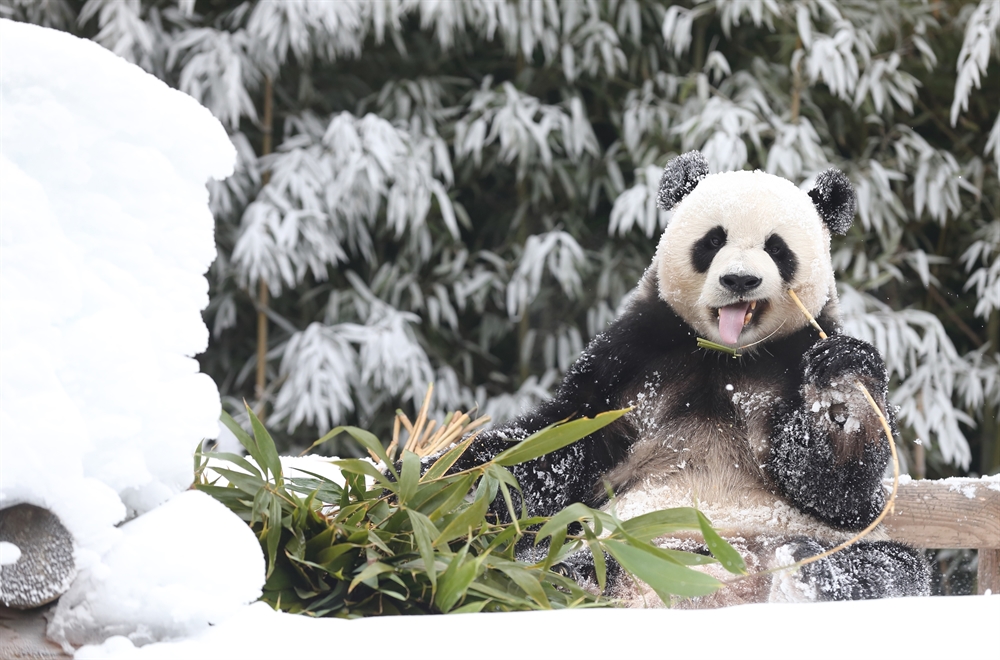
left=720, top=274, right=762, bottom=294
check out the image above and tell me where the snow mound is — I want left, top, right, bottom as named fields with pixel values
left=48, top=491, right=264, bottom=648
left=1, top=17, right=257, bottom=647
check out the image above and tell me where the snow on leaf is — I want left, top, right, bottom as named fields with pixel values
left=950, top=0, right=1000, bottom=126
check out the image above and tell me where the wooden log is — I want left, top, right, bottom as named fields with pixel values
left=978, top=548, right=999, bottom=596
left=882, top=477, right=1000, bottom=549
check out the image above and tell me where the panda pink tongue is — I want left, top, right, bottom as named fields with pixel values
left=718, top=302, right=751, bottom=345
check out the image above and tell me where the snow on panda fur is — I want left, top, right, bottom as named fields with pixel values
left=451, top=151, right=930, bottom=606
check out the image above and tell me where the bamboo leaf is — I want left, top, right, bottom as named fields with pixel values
left=265, top=494, right=282, bottom=578
left=398, top=450, right=420, bottom=504
left=602, top=539, right=724, bottom=600
left=245, top=403, right=284, bottom=489
left=425, top=474, right=477, bottom=521
left=697, top=510, right=748, bottom=575
left=303, top=425, right=396, bottom=480
left=435, top=547, right=481, bottom=613
left=493, top=408, right=630, bottom=466
left=435, top=492, right=490, bottom=546
left=406, top=509, right=439, bottom=590
left=221, top=410, right=257, bottom=457
left=211, top=467, right=266, bottom=498
left=535, top=502, right=597, bottom=541
left=349, top=561, right=394, bottom=593
left=617, top=507, right=703, bottom=542
left=500, top=565, right=551, bottom=609
left=332, top=459, right=393, bottom=490
left=423, top=435, right=475, bottom=480
left=203, top=451, right=262, bottom=479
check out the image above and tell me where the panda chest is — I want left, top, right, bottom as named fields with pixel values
left=616, top=369, right=783, bottom=488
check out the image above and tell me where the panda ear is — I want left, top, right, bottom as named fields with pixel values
left=808, top=168, right=856, bottom=235
left=657, top=151, right=709, bottom=212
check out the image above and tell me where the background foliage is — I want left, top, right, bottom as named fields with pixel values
left=7, top=1, right=997, bottom=478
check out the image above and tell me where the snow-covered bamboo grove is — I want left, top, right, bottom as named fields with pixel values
left=7, top=0, right=998, bottom=478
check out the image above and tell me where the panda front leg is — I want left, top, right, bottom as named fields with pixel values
left=767, top=334, right=894, bottom=530
left=771, top=538, right=931, bottom=601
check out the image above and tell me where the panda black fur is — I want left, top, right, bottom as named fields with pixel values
left=451, top=151, right=930, bottom=606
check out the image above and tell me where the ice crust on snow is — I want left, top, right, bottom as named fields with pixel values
left=0, top=18, right=262, bottom=648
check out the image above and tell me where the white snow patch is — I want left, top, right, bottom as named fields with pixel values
left=74, top=595, right=1000, bottom=660
left=0, top=541, right=21, bottom=566
left=48, top=491, right=263, bottom=649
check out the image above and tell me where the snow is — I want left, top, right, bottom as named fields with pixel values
left=48, top=491, right=263, bottom=649
left=0, top=542, right=21, bottom=566
left=73, top=595, right=999, bottom=660
left=1, top=17, right=260, bottom=649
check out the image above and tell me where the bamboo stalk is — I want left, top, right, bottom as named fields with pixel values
left=390, top=386, right=489, bottom=459
left=787, top=288, right=827, bottom=339
left=254, top=75, right=275, bottom=420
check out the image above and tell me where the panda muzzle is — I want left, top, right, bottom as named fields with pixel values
left=718, top=300, right=758, bottom=345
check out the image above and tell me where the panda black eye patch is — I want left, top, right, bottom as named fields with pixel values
left=764, top=234, right=798, bottom=282
left=691, top=225, right=727, bottom=273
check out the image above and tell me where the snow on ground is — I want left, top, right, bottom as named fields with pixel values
left=0, top=18, right=261, bottom=648
left=74, top=595, right=999, bottom=660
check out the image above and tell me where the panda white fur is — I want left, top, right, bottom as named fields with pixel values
left=451, top=151, right=930, bottom=606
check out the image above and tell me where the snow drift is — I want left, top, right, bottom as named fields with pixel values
left=0, top=18, right=261, bottom=646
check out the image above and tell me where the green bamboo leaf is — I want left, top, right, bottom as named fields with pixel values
left=211, top=467, right=266, bottom=498
left=602, top=539, right=723, bottom=599
left=485, top=463, right=523, bottom=527
left=449, top=599, right=489, bottom=614
left=582, top=529, right=607, bottom=593
left=435, top=548, right=481, bottom=613
left=406, top=509, right=440, bottom=590
left=244, top=403, right=284, bottom=489
left=697, top=510, right=748, bottom=575
left=398, top=450, right=420, bottom=504
left=499, top=566, right=551, bottom=609
left=265, top=494, right=282, bottom=578
left=348, top=561, right=394, bottom=593
left=407, top=475, right=458, bottom=511
left=332, top=459, right=393, bottom=490
left=617, top=507, right=703, bottom=542
left=425, top=474, right=477, bottom=521
left=435, top=492, right=490, bottom=546
left=221, top=410, right=257, bottom=457
left=493, top=408, right=630, bottom=466
left=305, top=426, right=397, bottom=481
left=422, top=435, right=475, bottom=480
left=315, top=543, right=356, bottom=565
left=535, top=502, right=597, bottom=541
left=203, top=451, right=262, bottom=479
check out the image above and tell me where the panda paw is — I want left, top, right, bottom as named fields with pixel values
left=773, top=539, right=930, bottom=601
left=801, top=334, right=887, bottom=391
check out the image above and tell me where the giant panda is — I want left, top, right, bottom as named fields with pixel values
left=451, top=151, right=930, bottom=606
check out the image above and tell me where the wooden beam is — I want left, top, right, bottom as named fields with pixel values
left=882, top=478, right=1000, bottom=549
left=978, top=548, right=999, bottom=596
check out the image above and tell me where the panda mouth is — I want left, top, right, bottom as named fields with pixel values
left=715, top=300, right=765, bottom=345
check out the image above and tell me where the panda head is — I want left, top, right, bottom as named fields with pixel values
left=653, top=151, right=855, bottom=348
